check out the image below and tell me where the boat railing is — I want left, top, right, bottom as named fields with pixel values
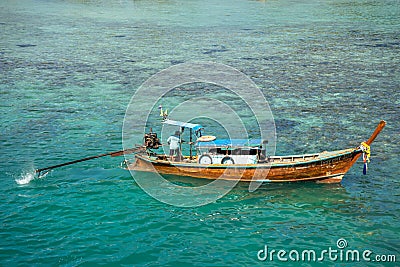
left=268, top=153, right=320, bottom=163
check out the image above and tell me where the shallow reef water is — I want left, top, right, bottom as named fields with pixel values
left=1, top=0, right=399, bottom=265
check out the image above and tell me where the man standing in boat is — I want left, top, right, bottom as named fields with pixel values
left=167, top=131, right=181, bottom=161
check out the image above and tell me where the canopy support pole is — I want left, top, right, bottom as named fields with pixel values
left=190, top=129, right=193, bottom=159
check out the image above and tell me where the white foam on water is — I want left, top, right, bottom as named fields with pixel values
left=15, top=171, right=36, bottom=185
left=15, top=168, right=49, bottom=185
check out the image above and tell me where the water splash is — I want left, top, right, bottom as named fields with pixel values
left=15, top=171, right=36, bottom=185
left=15, top=169, right=48, bottom=185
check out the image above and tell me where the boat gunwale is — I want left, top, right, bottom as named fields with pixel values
left=133, top=148, right=362, bottom=169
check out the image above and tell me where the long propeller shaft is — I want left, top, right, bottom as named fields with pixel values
left=35, top=147, right=143, bottom=175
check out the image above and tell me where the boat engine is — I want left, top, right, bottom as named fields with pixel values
left=144, top=131, right=162, bottom=149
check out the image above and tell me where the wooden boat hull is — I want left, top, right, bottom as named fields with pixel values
left=126, top=148, right=363, bottom=183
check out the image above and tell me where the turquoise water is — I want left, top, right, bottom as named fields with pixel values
left=1, top=0, right=399, bottom=265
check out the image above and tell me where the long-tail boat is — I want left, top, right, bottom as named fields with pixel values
left=125, top=119, right=386, bottom=183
